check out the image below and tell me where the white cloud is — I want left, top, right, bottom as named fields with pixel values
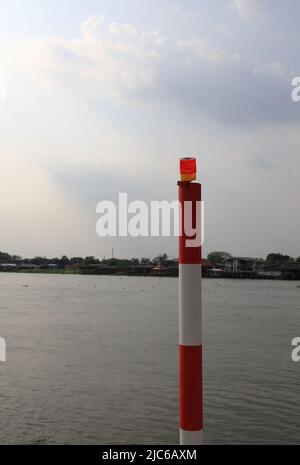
left=5, top=12, right=296, bottom=125
left=177, top=38, right=239, bottom=64
left=18, top=15, right=166, bottom=102
left=253, top=61, right=293, bottom=82
left=232, top=0, right=273, bottom=19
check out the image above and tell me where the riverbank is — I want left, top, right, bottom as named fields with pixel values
left=0, top=267, right=299, bottom=280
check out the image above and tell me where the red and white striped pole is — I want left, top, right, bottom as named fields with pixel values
left=179, top=157, right=203, bottom=445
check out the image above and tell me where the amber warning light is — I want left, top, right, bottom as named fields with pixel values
left=180, top=157, right=197, bottom=182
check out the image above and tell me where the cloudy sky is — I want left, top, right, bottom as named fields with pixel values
left=0, top=0, right=299, bottom=259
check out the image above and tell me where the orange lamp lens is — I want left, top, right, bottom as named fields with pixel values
left=180, top=157, right=197, bottom=181
left=180, top=157, right=197, bottom=175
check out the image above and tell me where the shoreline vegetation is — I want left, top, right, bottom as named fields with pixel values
left=0, top=251, right=299, bottom=280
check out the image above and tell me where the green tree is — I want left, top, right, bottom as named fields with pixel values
left=69, top=256, right=84, bottom=265
left=60, top=255, right=70, bottom=267
left=153, top=254, right=168, bottom=265
left=0, top=251, right=13, bottom=263
left=84, top=256, right=99, bottom=265
left=207, top=251, right=231, bottom=266
left=266, top=253, right=292, bottom=264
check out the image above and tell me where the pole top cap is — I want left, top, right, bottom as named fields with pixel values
left=180, top=157, right=197, bottom=182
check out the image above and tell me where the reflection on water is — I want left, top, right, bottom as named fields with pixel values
left=0, top=273, right=299, bottom=444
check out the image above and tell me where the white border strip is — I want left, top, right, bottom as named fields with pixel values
left=0, top=78, right=6, bottom=103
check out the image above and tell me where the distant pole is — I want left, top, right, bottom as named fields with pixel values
left=178, top=157, right=203, bottom=445
left=112, top=248, right=114, bottom=259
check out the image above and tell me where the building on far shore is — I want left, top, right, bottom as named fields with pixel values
left=224, top=257, right=264, bottom=272
left=280, top=262, right=300, bottom=280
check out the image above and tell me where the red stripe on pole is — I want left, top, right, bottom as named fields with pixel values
left=179, top=182, right=202, bottom=264
left=180, top=345, right=203, bottom=431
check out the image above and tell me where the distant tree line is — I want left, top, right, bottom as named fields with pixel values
left=207, top=251, right=300, bottom=266
left=0, top=250, right=299, bottom=269
left=0, top=252, right=177, bottom=268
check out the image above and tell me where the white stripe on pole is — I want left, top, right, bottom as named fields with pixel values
left=180, top=429, right=204, bottom=445
left=179, top=264, right=202, bottom=346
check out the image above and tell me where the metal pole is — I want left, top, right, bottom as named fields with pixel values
left=179, top=157, right=203, bottom=445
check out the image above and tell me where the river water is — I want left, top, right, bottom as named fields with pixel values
left=0, top=273, right=299, bottom=444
